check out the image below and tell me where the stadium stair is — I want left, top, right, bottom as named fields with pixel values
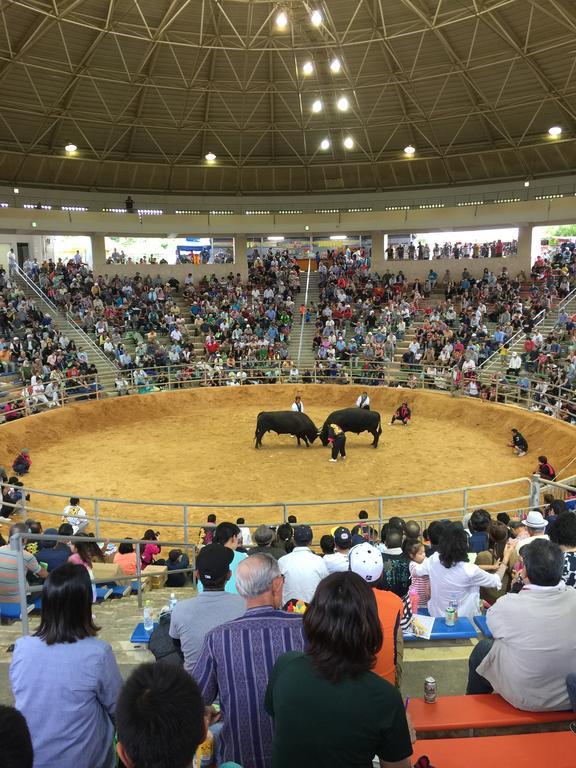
left=289, top=269, right=320, bottom=369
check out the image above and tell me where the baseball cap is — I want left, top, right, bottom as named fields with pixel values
left=254, top=525, right=274, bottom=545
left=293, top=524, right=313, bottom=545
left=349, top=543, right=383, bottom=583
left=334, top=526, right=352, bottom=549
left=523, top=510, right=548, bottom=529
left=196, top=544, right=234, bottom=582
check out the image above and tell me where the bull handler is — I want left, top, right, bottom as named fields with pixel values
left=390, top=401, right=411, bottom=427
left=328, top=423, right=347, bottom=463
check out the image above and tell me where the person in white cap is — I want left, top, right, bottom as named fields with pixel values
left=348, top=542, right=404, bottom=687
left=514, top=510, right=549, bottom=555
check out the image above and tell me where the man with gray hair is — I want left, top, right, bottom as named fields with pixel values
left=192, top=554, right=306, bottom=768
left=248, top=525, right=287, bottom=561
left=0, top=523, right=48, bottom=604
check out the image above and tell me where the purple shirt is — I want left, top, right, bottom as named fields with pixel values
left=192, top=606, right=305, bottom=768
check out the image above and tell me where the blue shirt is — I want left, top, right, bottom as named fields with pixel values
left=192, top=606, right=306, bottom=768
left=10, top=635, right=123, bottom=768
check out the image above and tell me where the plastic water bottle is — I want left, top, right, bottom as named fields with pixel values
left=143, top=600, right=154, bottom=632
left=170, top=592, right=177, bottom=611
left=449, top=593, right=459, bottom=622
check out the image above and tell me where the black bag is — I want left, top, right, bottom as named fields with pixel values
left=148, top=611, right=183, bottom=666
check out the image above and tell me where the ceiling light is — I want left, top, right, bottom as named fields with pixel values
left=330, top=235, right=347, bottom=240
left=311, top=10, right=322, bottom=26
left=31, top=221, right=37, bottom=228
left=64, top=143, right=77, bottom=153
left=267, top=236, right=285, bottom=241
left=276, top=11, right=288, bottom=29
left=343, top=136, right=354, bottom=149
left=524, top=180, right=530, bottom=187
left=330, top=58, right=342, bottom=73
left=337, top=96, right=349, bottom=111
left=302, top=61, right=314, bottom=76
left=404, top=145, right=416, bottom=155
left=205, top=152, right=216, bottom=161
left=320, top=138, right=331, bottom=150
left=13, top=188, right=19, bottom=194
left=548, top=126, right=562, bottom=137
left=312, top=99, right=323, bottom=113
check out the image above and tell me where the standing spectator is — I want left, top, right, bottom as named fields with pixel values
left=248, top=525, right=287, bottom=560
left=379, top=530, right=411, bottom=598
left=10, top=564, right=123, bottom=768
left=62, top=497, right=89, bottom=534
left=198, top=513, right=217, bottom=545
left=475, top=521, right=512, bottom=603
left=169, top=544, right=245, bottom=673
left=198, top=522, right=247, bottom=595
left=403, top=538, right=431, bottom=605
left=264, top=572, right=413, bottom=768
left=548, top=512, right=576, bottom=587
left=68, top=539, right=97, bottom=602
left=349, top=542, right=404, bottom=686
left=0, top=523, right=47, bottom=604
left=323, top=526, right=352, bottom=573
left=193, top=554, right=306, bottom=768
left=414, top=523, right=512, bottom=617
left=236, top=516, right=252, bottom=547
left=467, top=540, right=576, bottom=711
left=116, top=663, right=209, bottom=768
left=279, top=525, right=329, bottom=606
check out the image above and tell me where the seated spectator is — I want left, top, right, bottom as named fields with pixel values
left=403, top=538, right=431, bottom=605
left=34, top=527, right=71, bottom=572
left=274, top=522, right=294, bottom=554
left=68, top=539, right=97, bottom=602
left=515, top=510, right=549, bottom=555
left=323, top=526, right=352, bottom=573
left=548, top=512, right=576, bottom=587
left=379, top=529, right=411, bottom=599
left=62, top=497, right=89, bottom=534
left=10, top=564, right=123, bottom=768
left=113, top=540, right=138, bottom=576
left=166, top=549, right=190, bottom=587
left=236, top=516, right=252, bottom=547
left=198, top=513, right=217, bottom=545
left=198, top=522, right=247, bottom=595
left=193, top=554, right=306, bottom=768
left=0, top=704, right=33, bottom=768
left=0, top=523, right=47, bottom=604
left=278, top=525, right=328, bottom=605
left=467, top=539, right=576, bottom=711
left=141, top=529, right=161, bottom=567
left=116, top=663, right=211, bottom=768
left=536, top=455, right=556, bottom=481
left=248, top=525, right=287, bottom=560
left=414, top=523, right=512, bottom=617
left=170, top=544, right=244, bottom=673
left=468, top=509, right=491, bottom=553
left=264, top=571, right=413, bottom=768
left=424, top=519, right=448, bottom=556
left=475, top=521, right=512, bottom=603
left=319, top=534, right=335, bottom=556
left=349, top=542, right=404, bottom=686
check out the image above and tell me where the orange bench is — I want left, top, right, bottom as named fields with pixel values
left=408, top=694, right=574, bottom=736
left=413, top=731, right=575, bottom=768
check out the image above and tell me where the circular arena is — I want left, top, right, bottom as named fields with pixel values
left=1, top=1, right=576, bottom=765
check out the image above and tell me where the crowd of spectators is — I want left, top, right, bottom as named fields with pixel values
left=3, top=479, right=576, bottom=768
left=385, top=238, right=518, bottom=260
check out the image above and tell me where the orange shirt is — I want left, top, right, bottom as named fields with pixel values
left=113, top=551, right=137, bottom=576
left=372, top=588, right=403, bottom=685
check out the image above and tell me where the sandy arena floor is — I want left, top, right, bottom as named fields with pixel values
left=1, top=385, right=574, bottom=542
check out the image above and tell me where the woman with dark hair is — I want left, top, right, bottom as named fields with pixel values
left=113, top=540, right=137, bottom=575
left=141, top=529, right=161, bottom=567
left=68, top=538, right=96, bottom=601
left=264, top=572, right=414, bottom=768
left=414, top=523, right=513, bottom=617
left=274, top=523, right=294, bottom=554
left=10, top=564, right=123, bottom=768
left=475, top=521, right=512, bottom=603
left=548, top=512, right=576, bottom=587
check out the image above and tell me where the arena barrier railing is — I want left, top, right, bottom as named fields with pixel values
left=6, top=531, right=199, bottom=635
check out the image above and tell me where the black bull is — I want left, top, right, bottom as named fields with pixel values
left=255, top=411, right=319, bottom=448
left=319, top=408, right=382, bottom=447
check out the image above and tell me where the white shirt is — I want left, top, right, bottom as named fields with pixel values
left=279, top=547, right=329, bottom=604
left=414, top=551, right=501, bottom=618
left=62, top=504, right=87, bottom=533
left=291, top=401, right=304, bottom=413
left=515, top=533, right=549, bottom=554
left=356, top=394, right=370, bottom=408
left=323, top=551, right=349, bottom=573
left=239, top=526, right=252, bottom=546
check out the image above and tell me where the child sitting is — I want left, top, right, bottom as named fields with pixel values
left=12, top=449, right=31, bottom=476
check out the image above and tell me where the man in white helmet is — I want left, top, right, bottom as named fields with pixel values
left=349, top=542, right=404, bottom=687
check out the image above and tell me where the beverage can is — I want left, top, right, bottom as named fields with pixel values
left=196, top=730, right=214, bottom=768
left=424, top=676, right=437, bottom=704
left=445, top=606, right=456, bottom=626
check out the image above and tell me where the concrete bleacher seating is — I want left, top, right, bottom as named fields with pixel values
left=473, top=615, right=493, bottom=638
left=412, top=731, right=575, bottom=768
left=130, top=621, right=157, bottom=645
left=404, top=616, right=478, bottom=641
left=409, top=694, right=574, bottom=737
left=0, top=602, right=34, bottom=619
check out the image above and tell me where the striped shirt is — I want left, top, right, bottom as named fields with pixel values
left=192, top=606, right=306, bottom=768
left=0, top=545, right=40, bottom=603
